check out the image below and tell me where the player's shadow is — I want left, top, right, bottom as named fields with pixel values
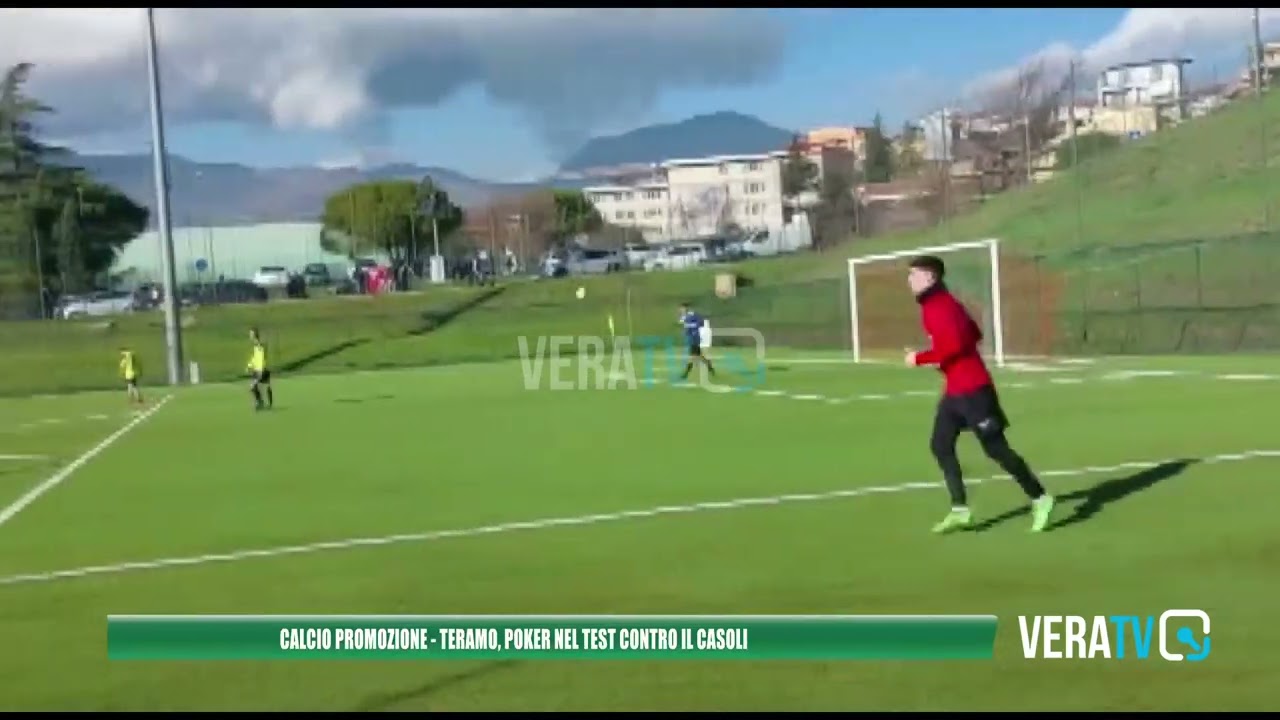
left=969, top=458, right=1198, bottom=533
left=349, top=659, right=520, bottom=711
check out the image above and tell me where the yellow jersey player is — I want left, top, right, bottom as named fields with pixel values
left=119, top=347, right=143, bottom=405
left=246, top=328, right=274, bottom=411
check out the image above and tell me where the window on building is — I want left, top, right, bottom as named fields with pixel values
left=623, top=192, right=634, bottom=201
left=644, top=190, right=662, bottom=200
left=615, top=210, right=626, bottom=220
left=1150, top=64, right=1163, bottom=82
left=626, top=211, right=635, bottom=220
left=747, top=162, right=761, bottom=171
left=745, top=182, right=764, bottom=194
left=718, top=164, right=729, bottom=175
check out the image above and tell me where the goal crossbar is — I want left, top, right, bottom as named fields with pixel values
left=846, top=237, right=1004, bottom=367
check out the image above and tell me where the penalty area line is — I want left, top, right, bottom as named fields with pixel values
left=1, top=447, right=1278, bottom=588
left=0, top=395, right=173, bottom=529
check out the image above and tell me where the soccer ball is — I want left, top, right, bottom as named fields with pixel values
left=575, top=287, right=586, bottom=300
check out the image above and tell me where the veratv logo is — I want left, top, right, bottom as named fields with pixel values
left=516, top=330, right=766, bottom=392
left=1018, top=610, right=1211, bottom=661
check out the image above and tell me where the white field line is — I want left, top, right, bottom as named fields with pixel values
left=725, top=367, right=1270, bottom=407
left=1, top=447, right=1277, bottom=588
left=0, top=396, right=172, bottom=529
left=0, top=454, right=47, bottom=461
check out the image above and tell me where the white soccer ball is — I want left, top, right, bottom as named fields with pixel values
left=575, top=287, right=586, bottom=300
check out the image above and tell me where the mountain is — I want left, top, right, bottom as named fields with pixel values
left=59, top=112, right=794, bottom=226
left=559, top=111, right=795, bottom=173
left=64, top=153, right=534, bottom=227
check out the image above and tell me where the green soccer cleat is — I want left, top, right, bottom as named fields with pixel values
left=931, top=508, right=972, bottom=534
left=1030, top=495, right=1055, bottom=533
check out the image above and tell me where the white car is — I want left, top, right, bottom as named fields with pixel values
left=252, top=266, right=290, bottom=288
left=566, top=248, right=624, bottom=275
left=644, top=245, right=702, bottom=272
left=59, top=291, right=136, bottom=319
left=622, top=243, right=652, bottom=269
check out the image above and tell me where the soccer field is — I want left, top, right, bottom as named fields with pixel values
left=0, top=353, right=1276, bottom=711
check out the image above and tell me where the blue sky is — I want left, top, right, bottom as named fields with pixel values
left=64, top=9, right=1148, bottom=180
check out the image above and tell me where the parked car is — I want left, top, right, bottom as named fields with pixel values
left=58, top=291, right=136, bottom=319
left=252, top=266, right=290, bottom=288
left=566, top=248, right=625, bottom=275
left=302, top=263, right=333, bottom=286
left=644, top=245, right=703, bottom=272
left=622, top=242, right=653, bottom=269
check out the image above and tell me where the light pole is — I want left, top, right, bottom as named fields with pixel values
left=144, top=7, right=184, bottom=385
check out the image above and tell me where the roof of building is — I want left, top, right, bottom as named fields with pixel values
left=661, top=152, right=789, bottom=168
left=1101, top=57, right=1193, bottom=71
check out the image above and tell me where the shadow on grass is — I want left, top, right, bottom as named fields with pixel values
left=334, top=394, right=395, bottom=405
left=279, top=286, right=507, bottom=374
left=350, top=659, right=520, bottom=712
left=407, top=286, right=507, bottom=337
left=969, top=459, right=1198, bottom=532
left=279, top=338, right=369, bottom=373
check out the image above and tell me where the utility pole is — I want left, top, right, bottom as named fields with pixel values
left=1069, top=58, right=1084, bottom=247
left=1253, top=8, right=1265, bottom=96
left=144, top=7, right=184, bottom=385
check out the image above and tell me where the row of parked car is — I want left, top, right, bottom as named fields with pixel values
left=541, top=233, right=771, bottom=278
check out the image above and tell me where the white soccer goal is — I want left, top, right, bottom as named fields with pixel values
left=847, top=238, right=1006, bottom=367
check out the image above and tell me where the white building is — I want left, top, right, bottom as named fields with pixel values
left=584, top=153, right=793, bottom=244
left=581, top=180, right=672, bottom=242
left=1096, top=58, right=1191, bottom=109
left=918, top=108, right=962, bottom=162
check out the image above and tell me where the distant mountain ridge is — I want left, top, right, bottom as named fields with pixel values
left=65, top=153, right=536, bottom=227
left=559, top=111, right=795, bottom=172
left=64, top=111, right=795, bottom=226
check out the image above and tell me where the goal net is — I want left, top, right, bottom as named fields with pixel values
left=847, top=238, right=1006, bottom=366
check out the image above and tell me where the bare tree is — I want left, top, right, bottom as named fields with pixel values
left=977, top=59, right=1072, bottom=184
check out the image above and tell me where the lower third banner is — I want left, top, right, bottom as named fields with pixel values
left=107, top=614, right=997, bottom=661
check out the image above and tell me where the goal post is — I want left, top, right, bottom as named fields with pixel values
left=847, top=238, right=1005, bottom=367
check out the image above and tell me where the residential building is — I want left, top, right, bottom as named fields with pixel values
left=585, top=153, right=798, bottom=244
left=919, top=108, right=962, bottom=162
left=805, top=126, right=868, bottom=161
left=1096, top=58, right=1192, bottom=110
left=582, top=179, right=672, bottom=243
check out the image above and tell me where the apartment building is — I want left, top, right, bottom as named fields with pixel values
left=1096, top=58, right=1191, bottom=110
left=584, top=153, right=790, bottom=243
left=581, top=180, right=671, bottom=243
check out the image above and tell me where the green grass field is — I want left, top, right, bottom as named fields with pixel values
left=0, top=351, right=1276, bottom=710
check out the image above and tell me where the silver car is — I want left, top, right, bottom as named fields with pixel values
left=59, top=291, right=136, bottom=319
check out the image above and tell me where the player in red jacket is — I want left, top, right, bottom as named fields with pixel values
left=904, top=255, right=1055, bottom=534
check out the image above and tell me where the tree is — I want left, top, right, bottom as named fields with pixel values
left=780, top=136, right=820, bottom=224
left=551, top=189, right=603, bottom=239
left=977, top=59, right=1071, bottom=182
left=896, top=121, right=925, bottom=176
left=319, top=177, right=464, bottom=261
left=809, top=171, right=858, bottom=249
left=863, top=113, right=895, bottom=183
left=0, top=64, right=144, bottom=316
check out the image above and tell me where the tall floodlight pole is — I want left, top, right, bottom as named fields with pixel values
left=1253, top=8, right=1264, bottom=95
left=144, top=8, right=184, bottom=385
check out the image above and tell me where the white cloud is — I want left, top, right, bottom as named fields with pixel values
left=966, top=9, right=1279, bottom=106
left=0, top=9, right=784, bottom=154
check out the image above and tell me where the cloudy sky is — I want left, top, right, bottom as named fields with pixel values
left=0, top=8, right=1273, bottom=180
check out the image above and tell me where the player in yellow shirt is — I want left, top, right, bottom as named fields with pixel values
left=119, top=347, right=143, bottom=405
left=246, top=328, right=274, bottom=411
